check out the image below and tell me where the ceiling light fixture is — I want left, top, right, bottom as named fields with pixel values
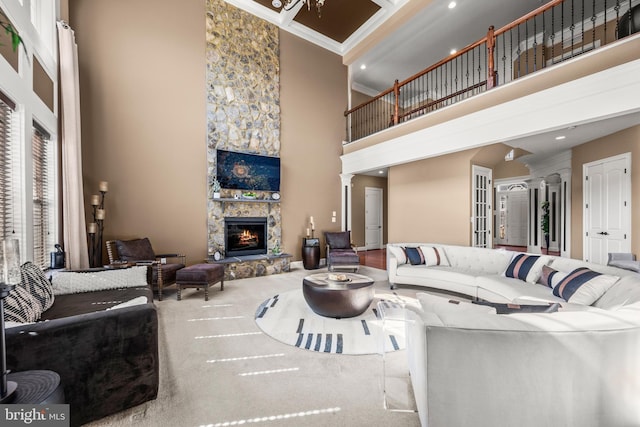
left=273, top=0, right=325, bottom=17
left=360, top=64, right=366, bottom=70
left=448, top=1, right=457, bottom=9
left=450, top=49, right=457, bottom=55
left=555, top=135, right=566, bottom=140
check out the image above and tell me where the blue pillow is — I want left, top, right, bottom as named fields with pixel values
left=404, top=247, right=425, bottom=265
left=504, top=254, right=541, bottom=281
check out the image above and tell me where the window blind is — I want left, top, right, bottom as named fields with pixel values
left=32, top=121, right=54, bottom=269
left=0, top=93, right=19, bottom=242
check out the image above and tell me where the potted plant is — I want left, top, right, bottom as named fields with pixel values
left=541, top=201, right=550, bottom=251
left=211, top=177, right=221, bottom=199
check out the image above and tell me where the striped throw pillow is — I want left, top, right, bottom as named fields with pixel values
left=551, top=267, right=619, bottom=305
left=388, top=246, right=407, bottom=265
left=404, top=247, right=425, bottom=265
left=3, top=284, right=41, bottom=323
left=19, top=261, right=55, bottom=312
left=504, top=254, right=549, bottom=284
left=419, top=246, right=450, bottom=266
left=539, top=264, right=563, bottom=288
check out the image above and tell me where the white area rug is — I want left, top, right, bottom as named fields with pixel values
left=255, top=289, right=417, bottom=355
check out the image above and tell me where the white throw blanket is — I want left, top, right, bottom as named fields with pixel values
left=51, top=266, right=148, bottom=295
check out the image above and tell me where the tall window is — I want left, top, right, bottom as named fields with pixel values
left=32, top=122, right=55, bottom=269
left=0, top=93, right=21, bottom=242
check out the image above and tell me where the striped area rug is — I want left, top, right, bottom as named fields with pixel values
left=255, top=290, right=417, bottom=355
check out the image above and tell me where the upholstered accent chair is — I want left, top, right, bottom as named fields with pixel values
left=324, top=231, right=359, bottom=272
left=106, top=238, right=185, bottom=300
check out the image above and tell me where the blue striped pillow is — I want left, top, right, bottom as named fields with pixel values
left=504, top=254, right=542, bottom=282
left=404, top=247, right=425, bottom=265
left=551, top=267, right=619, bottom=305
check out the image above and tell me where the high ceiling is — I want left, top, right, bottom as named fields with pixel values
left=227, top=0, right=640, bottom=170
left=227, top=0, right=553, bottom=94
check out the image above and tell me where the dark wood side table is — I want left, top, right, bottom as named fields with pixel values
left=7, top=370, right=65, bottom=404
left=301, top=238, right=320, bottom=270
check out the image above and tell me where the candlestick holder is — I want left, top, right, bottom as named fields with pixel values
left=88, top=184, right=108, bottom=267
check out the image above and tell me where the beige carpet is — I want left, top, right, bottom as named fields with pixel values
left=85, top=265, right=421, bottom=427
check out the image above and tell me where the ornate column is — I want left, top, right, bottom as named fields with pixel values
left=525, top=177, right=544, bottom=254
left=545, top=173, right=562, bottom=253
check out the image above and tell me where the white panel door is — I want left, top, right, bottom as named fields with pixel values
left=365, top=187, right=383, bottom=250
left=584, top=154, right=631, bottom=264
left=505, top=191, right=528, bottom=246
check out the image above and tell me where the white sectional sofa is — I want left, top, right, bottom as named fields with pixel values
left=387, top=243, right=640, bottom=427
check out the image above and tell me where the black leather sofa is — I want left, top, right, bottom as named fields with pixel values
left=5, top=284, right=159, bottom=426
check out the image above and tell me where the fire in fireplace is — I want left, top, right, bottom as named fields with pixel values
left=224, top=217, right=267, bottom=257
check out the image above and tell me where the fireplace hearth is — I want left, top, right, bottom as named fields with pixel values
left=224, top=217, right=268, bottom=257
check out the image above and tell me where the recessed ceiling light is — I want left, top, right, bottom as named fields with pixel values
left=450, top=49, right=457, bottom=55
left=555, top=135, right=566, bottom=140
left=378, top=170, right=384, bottom=174
left=448, top=1, right=457, bottom=9
left=360, top=64, right=366, bottom=70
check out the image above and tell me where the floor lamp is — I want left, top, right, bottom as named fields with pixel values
left=88, top=181, right=108, bottom=267
left=0, top=239, right=21, bottom=403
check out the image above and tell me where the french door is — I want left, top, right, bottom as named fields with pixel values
left=472, top=165, right=492, bottom=248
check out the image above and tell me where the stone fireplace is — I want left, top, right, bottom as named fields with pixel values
left=224, top=217, right=268, bottom=257
left=206, top=0, right=286, bottom=279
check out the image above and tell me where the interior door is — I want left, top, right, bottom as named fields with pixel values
left=365, top=187, right=383, bottom=250
left=584, top=154, right=631, bottom=264
left=472, top=165, right=492, bottom=248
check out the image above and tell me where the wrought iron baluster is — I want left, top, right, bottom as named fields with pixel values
left=571, top=0, right=575, bottom=58
left=551, top=4, right=556, bottom=65
left=591, top=0, right=596, bottom=50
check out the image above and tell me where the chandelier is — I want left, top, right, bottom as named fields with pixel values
left=272, top=0, right=325, bottom=17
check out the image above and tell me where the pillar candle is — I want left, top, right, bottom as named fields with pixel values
left=306, top=228, right=310, bottom=236
left=310, top=216, right=314, bottom=224
left=90, top=194, right=100, bottom=206
left=88, top=222, right=97, bottom=234
left=99, top=181, right=109, bottom=192
left=96, top=209, right=105, bottom=220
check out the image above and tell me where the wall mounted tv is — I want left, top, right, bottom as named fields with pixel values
left=216, top=149, right=281, bottom=192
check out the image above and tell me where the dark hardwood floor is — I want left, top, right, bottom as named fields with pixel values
left=359, top=248, right=386, bottom=270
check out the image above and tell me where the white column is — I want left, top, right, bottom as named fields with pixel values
left=340, top=173, right=354, bottom=232
left=559, top=169, right=572, bottom=258
left=545, top=173, right=561, bottom=253
left=525, top=177, right=543, bottom=254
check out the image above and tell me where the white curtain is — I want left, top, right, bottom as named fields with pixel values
left=57, top=21, right=89, bottom=269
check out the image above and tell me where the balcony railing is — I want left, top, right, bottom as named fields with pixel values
left=345, top=0, right=638, bottom=143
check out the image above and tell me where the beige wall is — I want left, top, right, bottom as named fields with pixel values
left=388, top=150, right=474, bottom=244
left=280, top=32, right=347, bottom=260
left=69, top=0, right=347, bottom=265
left=351, top=174, right=388, bottom=247
left=571, top=125, right=640, bottom=259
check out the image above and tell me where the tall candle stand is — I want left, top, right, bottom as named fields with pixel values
left=87, top=181, right=108, bottom=267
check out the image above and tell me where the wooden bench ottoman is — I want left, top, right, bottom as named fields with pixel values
left=176, top=263, right=224, bottom=301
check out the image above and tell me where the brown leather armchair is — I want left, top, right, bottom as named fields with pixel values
left=324, top=231, right=360, bottom=272
left=106, top=238, right=185, bottom=300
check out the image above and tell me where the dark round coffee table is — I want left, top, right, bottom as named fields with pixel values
left=302, top=273, right=375, bottom=318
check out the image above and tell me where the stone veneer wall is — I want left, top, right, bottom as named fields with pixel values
left=205, top=0, right=281, bottom=260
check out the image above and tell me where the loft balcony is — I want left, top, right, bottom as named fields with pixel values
left=342, top=0, right=640, bottom=174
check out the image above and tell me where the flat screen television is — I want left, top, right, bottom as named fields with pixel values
left=216, top=149, right=281, bottom=192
